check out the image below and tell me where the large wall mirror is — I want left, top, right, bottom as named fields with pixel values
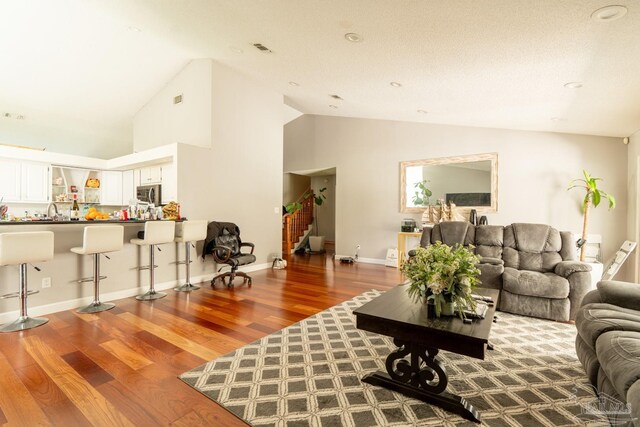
left=400, top=153, right=498, bottom=213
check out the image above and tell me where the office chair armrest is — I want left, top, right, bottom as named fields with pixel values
left=211, top=246, right=232, bottom=263
left=241, top=242, right=255, bottom=254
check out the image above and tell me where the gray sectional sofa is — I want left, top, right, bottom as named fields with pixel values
left=416, top=221, right=592, bottom=321
left=575, top=280, right=640, bottom=426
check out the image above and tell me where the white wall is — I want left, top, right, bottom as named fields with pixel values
left=283, top=173, right=310, bottom=205
left=0, top=116, right=131, bottom=159
left=133, top=59, right=212, bottom=152
left=285, top=115, right=628, bottom=265
left=627, top=130, right=640, bottom=282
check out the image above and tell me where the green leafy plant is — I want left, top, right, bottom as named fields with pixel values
left=309, top=187, right=327, bottom=236
left=412, top=180, right=432, bottom=206
left=568, top=170, right=616, bottom=261
left=401, top=242, right=480, bottom=318
left=284, top=201, right=303, bottom=214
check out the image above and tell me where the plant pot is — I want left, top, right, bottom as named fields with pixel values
left=309, top=236, right=326, bottom=252
left=427, top=299, right=455, bottom=318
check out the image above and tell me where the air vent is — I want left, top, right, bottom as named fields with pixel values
left=330, top=94, right=343, bottom=100
left=173, top=94, right=183, bottom=104
left=253, top=43, right=272, bottom=52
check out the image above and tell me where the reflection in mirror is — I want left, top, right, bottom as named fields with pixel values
left=400, top=153, right=498, bottom=213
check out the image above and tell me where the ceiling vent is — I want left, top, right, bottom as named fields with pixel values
left=253, top=43, right=272, bottom=52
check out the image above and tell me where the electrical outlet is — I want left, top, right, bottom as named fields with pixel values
left=42, top=277, right=51, bottom=289
left=274, top=207, right=280, bottom=214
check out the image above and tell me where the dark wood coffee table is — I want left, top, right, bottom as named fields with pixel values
left=353, top=286, right=499, bottom=423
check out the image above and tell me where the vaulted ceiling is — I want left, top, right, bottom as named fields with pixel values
left=1, top=0, right=639, bottom=149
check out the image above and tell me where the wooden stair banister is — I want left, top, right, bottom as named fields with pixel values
left=282, top=190, right=315, bottom=253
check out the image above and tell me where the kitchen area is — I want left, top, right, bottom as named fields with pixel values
left=0, top=142, right=203, bottom=325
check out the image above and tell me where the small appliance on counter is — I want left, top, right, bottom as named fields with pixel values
left=401, top=218, right=417, bottom=232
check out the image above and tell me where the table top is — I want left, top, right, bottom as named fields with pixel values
left=353, top=286, right=499, bottom=360
left=0, top=219, right=182, bottom=226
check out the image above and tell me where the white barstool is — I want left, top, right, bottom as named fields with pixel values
left=174, top=220, right=208, bottom=292
left=131, top=221, right=176, bottom=301
left=0, top=231, right=54, bottom=332
left=71, top=225, right=124, bottom=313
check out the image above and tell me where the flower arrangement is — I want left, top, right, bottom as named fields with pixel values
left=401, top=242, right=481, bottom=318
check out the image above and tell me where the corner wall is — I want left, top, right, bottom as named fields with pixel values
left=627, top=130, right=640, bottom=282
left=285, top=115, right=627, bottom=264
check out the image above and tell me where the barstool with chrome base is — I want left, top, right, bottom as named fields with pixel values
left=71, top=225, right=124, bottom=313
left=0, top=231, right=54, bottom=332
left=174, top=220, right=208, bottom=292
left=131, top=220, right=176, bottom=301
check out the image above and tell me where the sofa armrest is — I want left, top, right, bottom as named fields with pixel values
left=597, top=280, right=640, bottom=312
left=478, top=256, right=504, bottom=266
left=555, top=261, right=592, bottom=278
left=580, top=289, right=603, bottom=307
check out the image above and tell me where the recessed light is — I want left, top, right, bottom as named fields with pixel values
left=230, top=47, right=243, bottom=54
left=127, top=26, right=142, bottom=33
left=329, top=105, right=338, bottom=109
left=344, top=33, right=362, bottom=42
left=330, top=94, right=343, bottom=100
left=417, top=109, right=428, bottom=114
left=16, top=115, right=25, bottom=120
left=289, top=81, right=299, bottom=86
left=564, top=82, right=583, bottom=89
left=591, top=5, right=627, bottom=22
left=390, top=82, right=402, bottom=88
left=551, top=117, right=567, bottom=122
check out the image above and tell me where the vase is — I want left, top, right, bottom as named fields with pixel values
left=426, top=299, right=455, bottom=318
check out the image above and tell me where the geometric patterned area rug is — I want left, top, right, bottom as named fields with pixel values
left=179, top=290, right=608, bottom=426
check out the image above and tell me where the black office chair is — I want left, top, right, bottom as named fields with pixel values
left=203, top=221, right=255, bottom=287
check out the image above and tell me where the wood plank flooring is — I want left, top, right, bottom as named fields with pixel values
left=0, top=255, right=402, bottom=426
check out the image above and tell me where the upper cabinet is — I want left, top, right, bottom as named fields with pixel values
left=122, top=170, right=135, bottom=205
left=138, top=166, right=162, bottom=185
left=0, top=159, right=50, bottom=203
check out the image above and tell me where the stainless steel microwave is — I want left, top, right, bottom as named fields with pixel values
left=136, top=185, right=161, bottom=205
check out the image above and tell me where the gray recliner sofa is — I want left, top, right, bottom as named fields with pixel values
left=575, top=280, right=640, bottom=426
left=414, top=222, right=592, bottom=322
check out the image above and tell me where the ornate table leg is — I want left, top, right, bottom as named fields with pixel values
left=362, top=338, right=480, bottom=423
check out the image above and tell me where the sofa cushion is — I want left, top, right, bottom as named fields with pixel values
left=503, top=224, right=563, bottom=272
left=475, top=225, right=504, bottom=259
left=596, top=331, right=640, bottom=409
left=598, top=280, right=640, bottom=312
left=501, top=290, right=570, bottom=321
left=431, top=222, right=475, bottom=247
left=575, top=303, right=640, bottom=350
left=477, top=263, right=503, bottom=291
left=576, top=334, right=599, bottom=387
left=503, top=267, right=569, bottom=299
left=628, top=381, right=640, bottom=427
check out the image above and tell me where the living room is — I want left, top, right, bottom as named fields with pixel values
left=0, top=1, right=639, bottom=426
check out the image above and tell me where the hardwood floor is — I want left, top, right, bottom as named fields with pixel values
left=0, top=254, right=402, bottom=426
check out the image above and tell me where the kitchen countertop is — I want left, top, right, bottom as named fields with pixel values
left=0, top=219, right=181, bottom=225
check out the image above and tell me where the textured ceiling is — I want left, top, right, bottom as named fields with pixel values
left=1, top=0, right=639, bottom=144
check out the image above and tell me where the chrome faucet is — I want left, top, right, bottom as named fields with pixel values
left=46, top=202, right=59, bottom=219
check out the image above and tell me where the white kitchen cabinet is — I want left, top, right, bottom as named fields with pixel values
left=160, top=163, right=177, bottom=204
left=0, top=159, right=22, bottom=202
left=138, top=166, right=162, bottom=185
left=122, top=170, right=135, bottom=205
left=20, top=162, right=50, bottom=203
left=100, top=171, right=123, bottom=206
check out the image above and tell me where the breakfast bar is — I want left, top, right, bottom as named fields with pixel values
left=0, top=219, right=204, bottom=325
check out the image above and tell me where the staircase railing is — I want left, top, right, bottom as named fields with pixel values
left=283, top=190, right=314, bottom=253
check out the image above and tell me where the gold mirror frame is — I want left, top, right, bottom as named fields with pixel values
left=400, top=152, right=498, bottom=214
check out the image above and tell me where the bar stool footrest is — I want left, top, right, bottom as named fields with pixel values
left=138, top=265, right=159, bottom=271
left=0, top=316, right=48, bottom=333
left=0, top=292, right=20, bottom=299
left=78, top=276, right=107, bottom=283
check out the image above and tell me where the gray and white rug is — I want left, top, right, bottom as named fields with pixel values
left=179, top=290, right=608, bottom=426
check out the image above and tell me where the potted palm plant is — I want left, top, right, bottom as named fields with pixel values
left=308, top=187, right=327, bottom=253
left=568, top=170, right=616, bottom=262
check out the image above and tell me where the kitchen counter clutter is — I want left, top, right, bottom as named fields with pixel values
left=0, top=219, right=181, bottom=225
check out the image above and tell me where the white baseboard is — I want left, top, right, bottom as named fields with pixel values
left=0, top=262, right=270, bottom=324
left=334, top=254, right=386, bottom=266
